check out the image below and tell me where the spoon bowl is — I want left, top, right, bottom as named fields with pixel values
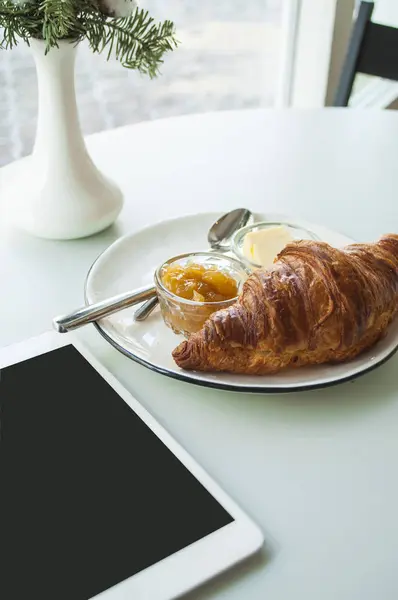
left=207, top=208, right=253, bottom=250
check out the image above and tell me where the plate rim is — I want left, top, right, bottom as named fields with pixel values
left=85, top=210, right=398, bottom=394
left=90, top=320, right=398, bottom=394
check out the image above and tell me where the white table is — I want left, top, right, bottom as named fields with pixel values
left=1, top=108, right=398, bottom=600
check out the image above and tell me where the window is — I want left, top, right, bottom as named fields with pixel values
left=0, top=1, right=285, bottom=167
left=1, top=0, right=372, bottom=169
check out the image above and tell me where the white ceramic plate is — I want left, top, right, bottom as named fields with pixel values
left=85, top=212, right=398, bottom=393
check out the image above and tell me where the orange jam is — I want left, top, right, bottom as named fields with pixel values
left=161, top=263, right=238, bottom=303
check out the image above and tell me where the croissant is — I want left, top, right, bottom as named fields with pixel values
left=172, top=235, right=398, bottom=374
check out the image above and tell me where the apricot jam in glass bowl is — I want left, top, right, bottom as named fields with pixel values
left=154, top=252, right=251, bottom=337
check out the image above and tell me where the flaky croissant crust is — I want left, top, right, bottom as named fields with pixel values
left=172, top=235, right=398, bottom=374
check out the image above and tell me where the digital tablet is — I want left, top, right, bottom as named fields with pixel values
left=0, top=332, right=263, bottom=600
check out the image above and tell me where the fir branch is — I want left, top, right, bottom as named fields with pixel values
left=40, top=0, right=77, bottom=45
left=0, top=0, right=179, bottom=75
left=85, top=10, right=178, bottom=76
left=0, top=1, right=39, bottom=48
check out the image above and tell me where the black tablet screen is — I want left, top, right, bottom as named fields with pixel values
left=0, top=345, right=233, bottom=600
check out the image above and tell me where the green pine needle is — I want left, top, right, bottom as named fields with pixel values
left=0, top=0, right=179, bottom=77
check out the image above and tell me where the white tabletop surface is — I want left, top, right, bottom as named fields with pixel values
left=1, top=108, right=398, bottom=600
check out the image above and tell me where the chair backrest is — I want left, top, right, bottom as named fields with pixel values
left=334, top=1, right=398, bottom=107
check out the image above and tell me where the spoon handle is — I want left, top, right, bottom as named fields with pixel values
left=134, top=296, right=159, bottom=321
left=53, top=284, right=157, bottom=333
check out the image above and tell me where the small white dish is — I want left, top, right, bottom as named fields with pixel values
left=85, top=212, right=398, bottom=393
left=231, top=219, right=320, bottom=269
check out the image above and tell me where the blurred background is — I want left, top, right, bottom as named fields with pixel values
left=1, top=0, right=398, bottom=168
left=0, top=0, right=283, bottom=166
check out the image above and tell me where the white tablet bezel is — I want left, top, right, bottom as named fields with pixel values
left=0, top=332, right=264, bottom=600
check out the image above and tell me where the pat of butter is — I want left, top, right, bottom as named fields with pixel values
left=242, top=225, right=294, bottom=268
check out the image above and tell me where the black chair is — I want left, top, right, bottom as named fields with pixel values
left=334, top=1, right=398, bottom=107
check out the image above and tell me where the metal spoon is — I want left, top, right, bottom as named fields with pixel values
left=53, top=284, right=157, bottom=333
left=207, top=208, right=253, bottom=250
left=52, top=208, right=253, bottom=333
left=134, top=208, right=253, bottom=321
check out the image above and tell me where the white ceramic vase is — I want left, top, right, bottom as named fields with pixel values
left=4, top=39, right=123, bottom=240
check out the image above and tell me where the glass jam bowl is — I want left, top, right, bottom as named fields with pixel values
left=231, top=220, right=320, bottom=270
left=154, top=252, right=251, bottom=338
